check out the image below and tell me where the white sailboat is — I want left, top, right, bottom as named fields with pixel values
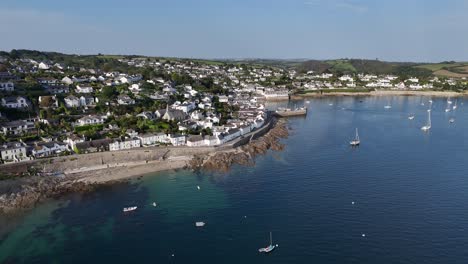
left=349, top=128, right=360, bottom=146
left=452, top=100, right=458, bottom=110
left=445, top=98, right=451, bottom=112
left=421, top=110, right=431, bottom=131
left=384, top=98, right=391, bottom=109
left=258, top=232, right=277, bottom=253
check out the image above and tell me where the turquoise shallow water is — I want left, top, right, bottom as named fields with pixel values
left=1, top=96, right=468, bottom=263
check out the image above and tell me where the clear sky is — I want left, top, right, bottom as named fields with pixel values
left=1, top=0, right=467, bottom=62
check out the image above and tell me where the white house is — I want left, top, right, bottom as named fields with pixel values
left=1, top=120, right=34, bottom=135
left=239, top=124, right=252, bottom=135
left=76, top=115, right=106, bottom=126
left=129, top=84, right=141, bottom=93
left=186, top=135, right=205, bottom=147
left=0, top=142, right=28, bottom=162
left=65, top=95, right=81, bottom=108
left=204, top=135, right=220, bottom=146
left=109, top=138, right=141, bottom=151
left=175, top=102, right=196, bottom=113
left=218, top=95, right=229, bottom=103
left=76, top=85, right=94, bottom=94
left=0, top=81, right=14, bottom=91
left=80, top=96, right=95, bottom=107
left=117, top=95, right=135, bottom=105
left=38, top=62, right=50, bottom=70
left=168, top=134, right=186, bottom=146
left=31, top=142, right=68, bottom=158
left=65, top=135, right=85, bottom=150
left=222, top=128, right=242, bottom=142
left=1, top=96, right=29, bottom=109
left=138, top=133, right=167, bottom=146
left=62, top=76, right=73, bottom=85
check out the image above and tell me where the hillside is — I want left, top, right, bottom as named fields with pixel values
left=2, top=49, right=468, bottom=79
left=297, top=58, right=468, bottom=78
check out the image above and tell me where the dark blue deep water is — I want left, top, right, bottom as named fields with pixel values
left=2, top=96, right=468, bottom=263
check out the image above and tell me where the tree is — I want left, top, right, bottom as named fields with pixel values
left=100, top=86, right=117, bottom=101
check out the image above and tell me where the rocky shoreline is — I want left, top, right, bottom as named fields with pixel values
left=189, top=119, right=289, bottom=172
left=0, top=176, right=103, bottom=214
left=0, top=118, right=289, bottom=214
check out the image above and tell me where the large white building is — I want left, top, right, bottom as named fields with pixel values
left=138, top=133, right=168, bottom=146
left=109, top=138, right=141, bottom=151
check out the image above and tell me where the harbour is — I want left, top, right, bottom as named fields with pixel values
left=1, top=96, right=468, bottom=263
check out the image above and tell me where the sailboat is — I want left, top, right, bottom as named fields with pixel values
left=258, top=232, right=277, bottom=253
left=444, top=98, right=452, bottom=112
left=421, top=110, right=431, bottom=131
left=349, top=128, right=360, bottom=146
left=452, top=100, right=458, bottom=110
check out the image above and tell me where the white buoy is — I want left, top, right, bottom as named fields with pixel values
left=362, top=234, right=366, bottom=237
left=352, top=201, right=355, bottom=205
left=244, top=215, right=247, bottom=218
left=152, top=202, right=157, bottom=207
left=197, top=186, right=201, bottom=190
left=171, top=254, right=175, bottom=257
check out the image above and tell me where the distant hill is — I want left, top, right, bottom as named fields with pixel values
left=1, top=49, right=468, bottom=79
left=296, top=58, right=468, bottom=78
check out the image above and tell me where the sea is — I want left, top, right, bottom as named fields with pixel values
left=1, top=96, right=468, bottom=263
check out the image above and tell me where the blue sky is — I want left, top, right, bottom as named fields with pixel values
left=1, top=0, right=467, bottom=62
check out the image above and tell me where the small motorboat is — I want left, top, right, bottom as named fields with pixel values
left=384, top=105, right=392, bottom=109
left=123, top=206, right=137, bottom=212
left=258, top=232, right=277, bottom=253
left=408, top=115, right=415, bottom=120
left=195, top=222, right=206, bottom=227
left=305, top=100, right=310, bottom=104
left=449, top=118, right=455, bottom=123
left=445, top=108, right=451, bottom=112
left=197, top=185, right=201, bottom=190
left=152, top=202, right=157, bottom=207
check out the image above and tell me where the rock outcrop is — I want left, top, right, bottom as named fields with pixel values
left=0, top=177, right=99, bottom=214
left=190, top=119, right=289, bottom=172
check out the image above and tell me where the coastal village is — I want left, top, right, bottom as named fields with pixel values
left=0, top=52, right=466, bottom=164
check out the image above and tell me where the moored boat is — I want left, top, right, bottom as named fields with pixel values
left=421, top=110, right=432, bottom=131
left=258, top=232, right=277, bottom=253
left=123, top=206, right=137, bottom=212
left=275, top=107, right=307, bottom=117
left=349, top=128, right=360, bottom=146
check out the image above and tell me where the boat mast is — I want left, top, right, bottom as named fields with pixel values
left=428, top=110, right=431, bottom=127
left=356, top=128, right=359, bottom=141
left=270, top=232, right=272, bottom=245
